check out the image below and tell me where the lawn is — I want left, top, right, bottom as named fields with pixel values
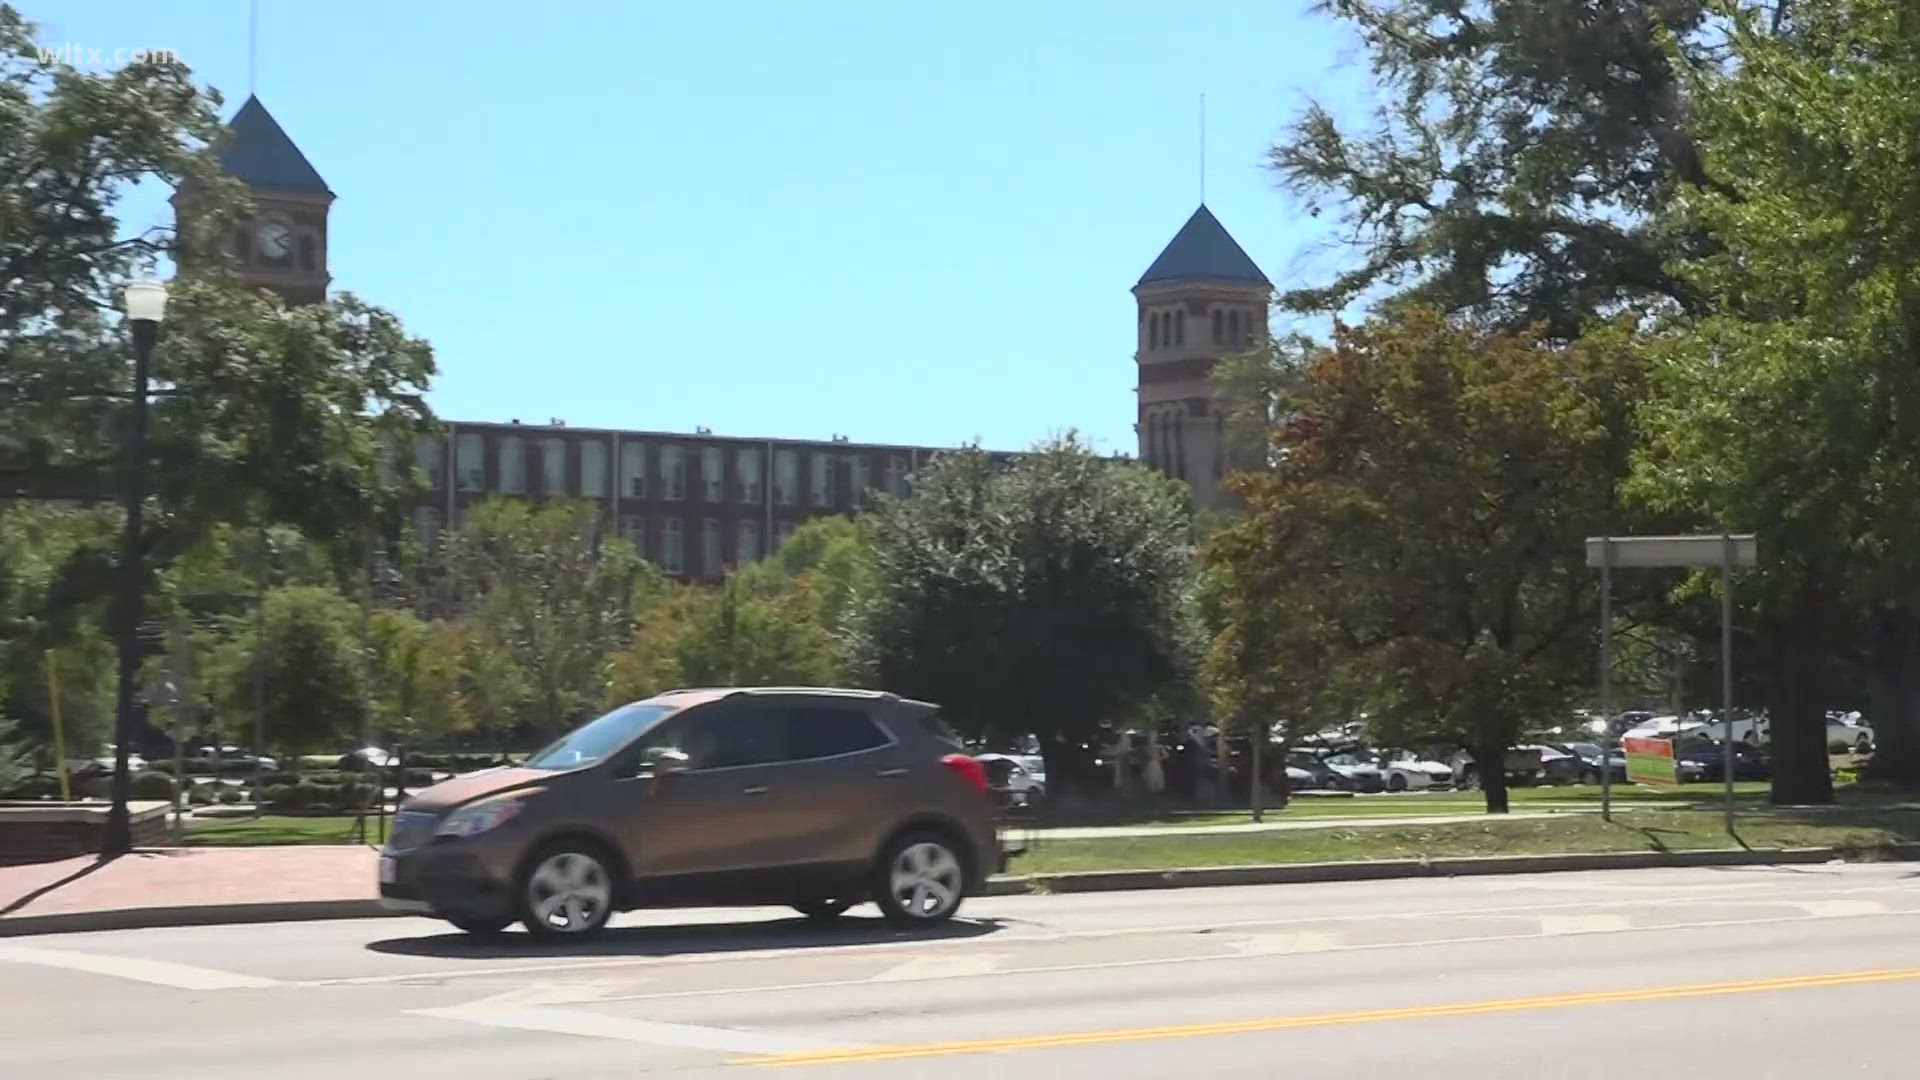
left=184, top=814, right=387, bottom=846
left=1012, top=806, right=1920, bottom=876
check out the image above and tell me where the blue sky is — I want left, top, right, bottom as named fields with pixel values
left=32, top=1, right=1371, bottom=454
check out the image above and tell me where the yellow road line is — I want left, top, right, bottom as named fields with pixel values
left=734, top=964, right=1920, bottom=1067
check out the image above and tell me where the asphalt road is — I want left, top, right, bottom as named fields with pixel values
left=5, top=862, right=1920, bottom=1077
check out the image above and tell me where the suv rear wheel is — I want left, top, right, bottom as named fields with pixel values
left=873, top=831, right=967, bottom=928
left=517, top=840, right=615, bottom=939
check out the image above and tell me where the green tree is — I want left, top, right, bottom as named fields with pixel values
left=366, top=608, right=474, bottom=750
left=1274, top=0, right=1729, bottom=337
left=2, top=7, right=437, bottom=621
left=211, top=585, right=365, bottom=762
left=1631, top=0, right=1920, bottom=799
left=441, top=499, right=645, bottom=736
left=854, top=437, right=1193, bottom=796
left=1212, top=309, right=1638, bottom=812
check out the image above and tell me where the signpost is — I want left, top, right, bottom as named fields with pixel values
left=1588, top=535, right=1757, bottom=833
left=1623, top=735, right=1678, bottom=786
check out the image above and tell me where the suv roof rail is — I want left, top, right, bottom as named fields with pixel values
left=658, top=686, right=900, bottom=701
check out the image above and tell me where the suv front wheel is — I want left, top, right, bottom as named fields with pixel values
left=517, top=840, right=616, bottom=939
left=873, top=831, right=967, bottom=928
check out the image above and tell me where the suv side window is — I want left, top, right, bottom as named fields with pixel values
left=691, top=704, right=789, bottom=771
left=787, top=705, right=890, bottom=760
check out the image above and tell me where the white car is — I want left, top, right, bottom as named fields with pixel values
left=1686, top=713, right=1873, bottom=753
left=1377, top=751, right=1453, bottom=792
left=976, top=753, right=1046, bottom=806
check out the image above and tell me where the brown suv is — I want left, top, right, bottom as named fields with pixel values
left=377, top=687, right=1006, bottom=937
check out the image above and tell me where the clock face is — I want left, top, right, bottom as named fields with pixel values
left=256, top=221, right=294, bottom=260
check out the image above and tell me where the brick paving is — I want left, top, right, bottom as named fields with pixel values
left=0, top=845, right=377, bottom=921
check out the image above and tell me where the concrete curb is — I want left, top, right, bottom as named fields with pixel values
left=7, top=843, right=1919, bottom=937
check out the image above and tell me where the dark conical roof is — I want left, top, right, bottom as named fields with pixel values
left=1136, top=205, right=1269, bottom=288
left=219, top=96, right=331, bottom=194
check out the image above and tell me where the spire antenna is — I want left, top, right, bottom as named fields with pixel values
left=248, top=0, right=259, bottom=96
left=1199, top=93, right=1207, bottom=204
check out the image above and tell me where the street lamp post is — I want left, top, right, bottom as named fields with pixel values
left=103, top=278, right=168, bottom=856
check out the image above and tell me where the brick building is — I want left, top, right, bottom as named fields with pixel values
left=196, top=99, right=1270, bottom=576
left=412, top=421, right=985, bottom=578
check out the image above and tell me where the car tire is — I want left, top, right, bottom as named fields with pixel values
left=447, top=914, right=512, bottom=937
left=1387, top=774, right=1408, bottom=792
left=1580, top=769, right=1598, bottom=785
left=516, top=839, right=616, bottom=939
left=872, top=830, right=968, bottom=929
left=1856, top=736, right=1873, bottom=754
left=792, top=898, right=855, bottom=921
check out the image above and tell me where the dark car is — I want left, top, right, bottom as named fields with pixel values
left=378, top=687, right=1006, bottom=938
left=1541, top=742, right=1627, bottom=784
left=1675, top=739, right=1770, bottom=783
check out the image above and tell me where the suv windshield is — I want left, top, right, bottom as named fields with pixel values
left=524, top=702, right=677, bottom=771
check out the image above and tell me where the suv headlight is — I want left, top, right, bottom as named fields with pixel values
left=436, top=799, right=525, bottom=838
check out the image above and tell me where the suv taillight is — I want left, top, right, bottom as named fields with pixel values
left=941, top=753, right=990, bottom=796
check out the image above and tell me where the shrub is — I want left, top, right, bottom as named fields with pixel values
left=2, top=773, right=63, bottom=800
left=218, top=787, right=244, bottom=805
left=130, top=771, right=177, bottom=800
left=188, top=784, right=215, bottom=806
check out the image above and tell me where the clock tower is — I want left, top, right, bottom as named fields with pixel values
left=1133, top=205, right=1272, bottom=511
left=185, top=96, right=334, bottom=306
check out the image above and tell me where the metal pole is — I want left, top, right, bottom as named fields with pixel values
left=1722, top=534, right=1736, bottom=836
left=46, top=650, right=70, bottom=803
left=104, top=317, right=157, bottom=856
left=252, top=528, right=269, bottom=819
left=354, top=533, right=374, bottom=844
left=1599, top=538, right=1614, bottom=823
left=1250, top=715, right=1264, bottom=824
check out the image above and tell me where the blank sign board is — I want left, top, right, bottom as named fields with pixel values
left=1586, top=535, right=1757, bottom=569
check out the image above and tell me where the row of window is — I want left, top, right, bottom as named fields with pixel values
left=411, top=507, right=798, bottom=577
left=414, top=435, right=913, bottom=506
left=1142, top=306, right=1266, bottom=350
left=1142, top=411, right=1228, bottom=483
left=640, top=703, right=889, bottom=771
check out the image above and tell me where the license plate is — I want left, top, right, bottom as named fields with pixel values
left=378, top=856, right=396, bottom=884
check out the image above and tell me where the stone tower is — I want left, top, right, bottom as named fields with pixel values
left=179, top=96, right=334, bottom=306
left=1133, top=205, right=1272, bottom=510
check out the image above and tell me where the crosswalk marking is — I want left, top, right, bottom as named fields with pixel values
left=1226, top=931, right=1343, bottom=955
left=0, top=944, right=279, bottom=990
left=870, top=953, right=1009, bottom=982
left=412, top=1002, right=875, bottom=1055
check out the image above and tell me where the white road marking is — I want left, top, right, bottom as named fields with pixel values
left=1539, top=915, right=1633, bottom=935
left=1227, top=932, right=1343, bottom=955
left=580, top=906, right=1920, bottom=1007
left=0, top=944, right=279, bottom=990
left=411, top=1002, right=874, bottom=1055
left=871, top=953, right=1009, bottom=981
left=1795, top=900, right=1889, bottom=918
left=315, top=886, right=1916, bottom=989
left=459, top=979, right=634, bottom=1007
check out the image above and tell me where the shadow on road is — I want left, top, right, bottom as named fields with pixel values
left=365, top=912, right=1008, bottom=960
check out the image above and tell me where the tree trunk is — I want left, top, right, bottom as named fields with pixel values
left=1476, top=736, right=1511, bottom=814
left=1770, top=586, right=1835, bottom=806
left=1864, top=612, right=1920, bottom=786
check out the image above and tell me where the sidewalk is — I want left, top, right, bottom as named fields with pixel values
left=1017, top=809, right=1583, bottom=840
left=1, top=846, right=377, bottom=926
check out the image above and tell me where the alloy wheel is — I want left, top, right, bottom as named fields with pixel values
left=888, top=841, right=964, bottom=921
left=526, top=851, right=611, bottom=934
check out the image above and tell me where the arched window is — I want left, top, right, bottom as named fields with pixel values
left=1149, top=313, right=1160, bottom=348
left=1228, top=310, right=1241, bottom=345
left=297, top=234, right=316, bottom=271
left=1175, top=312, right=1186, bottom=346
left=1211, top=310, right=1224, bottom=345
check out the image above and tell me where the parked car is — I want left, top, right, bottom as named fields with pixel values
left=1447, top=745, right=1544, bottom=787
left=1368, top=750, right=1453, bottom=792
left=1296, top=747, right=1388, bottom=792
left=976, top=753, right=1046, bottom=807
left=1686, top=711, right=1873, bottom=754
left=1531, top=744, right=1589, bottom=785
left=1561, top=741, right=1628, bottom=783
left=1674, top=739, right=1771, bottom=783
left=379, top=687, right=1007, bottom=938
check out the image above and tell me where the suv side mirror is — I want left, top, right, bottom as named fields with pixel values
left=638, top=746, right=691, bottom=778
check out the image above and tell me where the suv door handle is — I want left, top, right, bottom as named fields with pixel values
left=876, top=768, right=909, bottom=778
left=742, top=785, right=770, bottom=795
